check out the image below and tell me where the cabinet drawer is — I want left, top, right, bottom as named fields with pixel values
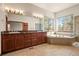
left=2, top=35, right=10, bottom=40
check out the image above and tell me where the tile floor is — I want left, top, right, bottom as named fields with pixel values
left=3, top=43, right=79, bottom=56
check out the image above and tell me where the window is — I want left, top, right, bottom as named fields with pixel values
left=56, top=17, right=65, bottom=32
left=56, top=15, right=73, bottom=32
left=44, top=16, right=54, bottom=31
left=44, top=15, right=73, bottom=34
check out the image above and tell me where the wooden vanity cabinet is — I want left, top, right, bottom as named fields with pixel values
left=42, top=32, right=47, bottom=43
left=36, top=32, right=43, bottom=44
left=1, top=32, right=47, bottom=54
left=15, top=34, right=25, bottom=49
left=24, top=33, right=32, bottom=47
left=2, top=34, right=15, bottom=53
left=31, top=33, right=39, bottom=45
left=31, top=32, right=47, bottom=45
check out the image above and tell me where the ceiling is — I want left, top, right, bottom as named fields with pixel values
left=3, top=3, right=79, bottom=17
left=4, top=3, right=52, bottom=16
left=33, top=3, right=79, bottom=13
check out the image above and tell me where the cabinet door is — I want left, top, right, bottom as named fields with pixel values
left=41, top=33, right=47, bottom=43
left=36, top=32, right=47, bottom=44
left=2, top=37, right=15, bottom=53
left=15, top=34, right=24, bottom=49
left=31, top=33, right=38, bottom=45
left=24, top=34, right=31, bottom=47
left=36, top=32, right=41, bottom=44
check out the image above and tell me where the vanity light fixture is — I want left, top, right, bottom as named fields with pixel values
left=5, top=7, right=24, bottom=15
left=32, top=13, right=44, bottom=18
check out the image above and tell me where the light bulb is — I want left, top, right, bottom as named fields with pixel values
left=5, top=7, right=9, bottom=12
left=15, top=9, right=19, bottom=14
left=20, top=10, right=23, bottom=14
left=32, top=13, right=44, bottom=18
left=11, top=8, right=14, bottom=13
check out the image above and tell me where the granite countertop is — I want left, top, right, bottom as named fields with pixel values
left=1, top=30, right=45, bottom=34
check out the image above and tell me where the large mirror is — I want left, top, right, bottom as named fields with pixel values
left=7, top=21, right=28, bottom=31
left=7, top=21, right=23, bottom=31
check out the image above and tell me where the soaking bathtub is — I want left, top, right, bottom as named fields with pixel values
left=47, top=32, right=76, bottom=45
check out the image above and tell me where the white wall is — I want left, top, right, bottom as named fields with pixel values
left=8, top=14, right=40, bottom=30
left=0, top=4, right=6, bottom=54
left=56, top=4, right=79, bottom=17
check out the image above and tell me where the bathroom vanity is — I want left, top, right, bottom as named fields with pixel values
left=1, top=31, right=47, bottom=54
